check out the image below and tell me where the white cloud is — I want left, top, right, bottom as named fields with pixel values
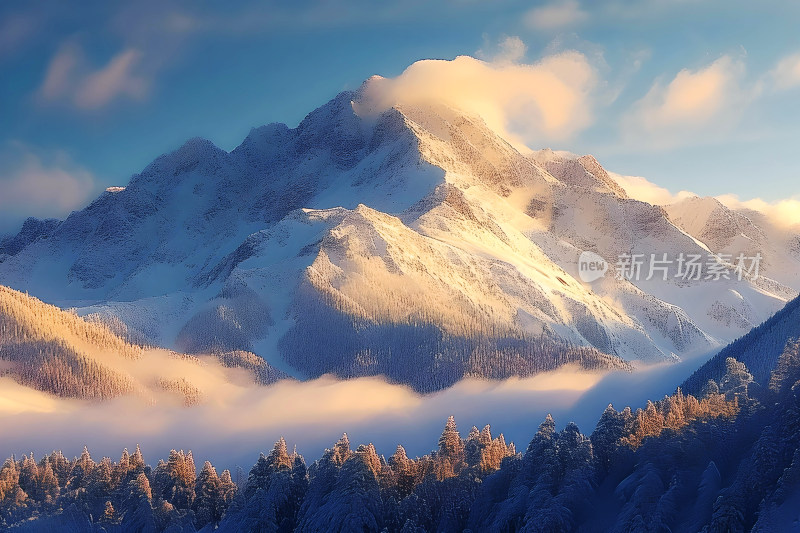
left=477, top=35, right=528, bottom=64
left=0, top=143, right=95, bottom=222
left=38, top=42, right=81, bottom=101
left=609, top=172, right=696, bottom=205
left=607, top=170, right=800, bottom=231
left=36, top=42, right=150, bottom=110
left=622, top=55, right=758, bottom=148
left=770, top=52, right=800, bottom=91
left=355, top=49, right=598, bottom=150
left=524, top=0, right=588, bottom=31
left=716, top=194, right=800, bottom=229
left=74, top=49, right=149, bottom=109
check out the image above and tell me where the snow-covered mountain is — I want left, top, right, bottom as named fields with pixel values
left=0, top=77, right=797, bottom=391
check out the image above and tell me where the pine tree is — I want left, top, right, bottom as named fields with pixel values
left=769, top=339, right=800, bottom=395
left=35, top=458, right=59, bottom=505
left=464, top=427, right=483, bottom=468
left=479, top=431, right=512, bottom=473
left=438, top=415, right=463, bottom=459
left=591, top=404, right=625, bottom=471
left=702, top=379, right=720, bottom=397
left=298, top=451, right=382, bottom=533
left=555, top=422, right=592, bottom=476
left=130, top=444, right=145, bottom=474
left=389, top=445, right=416, bottom=498
left=0, top=458, right=22, bottom=503
left=245, top=454, right=271, bottom=500
left=120, top=473, right=155, bottom=533
left=114, top=448, right=131, bottom=488
left=101, top=500, right=115, bottom=523
left=356, top=443, right=382, bottom=478
left=47, top=451, right=71, bottom=489
left=218, top=469, right=237, bottom=506
left=720, top=357, right=754, bottom=401
left=479, top=425, right=492, bottom=447
left=331, top=434, right=351, bottom=466
left=17, top=454, right=38, bottom=498
left=193, top=461, right=223, bottom=528
left=162, top=450, right=195, bottom=509
left=267, top=437, right=292, bottom=470
left=87, top=457, right=113, bottom=511
left=67, top=446, right=95, bottom=491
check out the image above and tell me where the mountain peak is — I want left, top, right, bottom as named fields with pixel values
left=530, top=150, right=628, bottom=199
left=135, top=136, right=229, bottom=185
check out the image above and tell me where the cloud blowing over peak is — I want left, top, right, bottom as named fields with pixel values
left=354, top=49, right=598, bottom=152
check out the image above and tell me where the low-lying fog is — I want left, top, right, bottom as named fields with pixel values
left=0, top=353, right=714, bottom=474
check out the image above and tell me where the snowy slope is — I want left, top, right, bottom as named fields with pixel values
left=0, top=76, right=797, bottom=390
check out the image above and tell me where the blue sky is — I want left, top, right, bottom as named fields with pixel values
left=1, top=0, right=800, bottom=234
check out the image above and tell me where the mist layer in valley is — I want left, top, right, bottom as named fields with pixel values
left=0, top=355, right=714, bottom=475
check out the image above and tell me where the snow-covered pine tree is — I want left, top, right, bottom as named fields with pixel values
left=720, top=357, right=754, bottom=401
left=193, top=461, right=224, bottom=528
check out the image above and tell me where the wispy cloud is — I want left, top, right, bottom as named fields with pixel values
left=621, top=55, right=759, bottom=149
left=716, top=194, right=800, bottom=229
left=769, top=52, right=800, bottom=91
left=524, top=0, right=588, bottom=31
left=0, top=142, right=95, bottom=224
left=0, top=366, right=611, bottom=470
left=36, top=41, right=151, bottom=110
left=609, top=172, right=696, bottom=205
left=74, top=49, right=149, bottom=109
left=476, top=35, right=528, bottom=64
left=610, top=169, right=800, bottom=229
left=37, top=42, right=81, bottom=101
left=0, top=353, right=704, bottom=471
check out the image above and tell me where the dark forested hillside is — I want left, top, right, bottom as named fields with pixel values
left=3, top=345, right=799, bottom=532
left=281, top=288, right=632, bottom=393
left=683, top=293, right=800, bottom=395
left=0, top=286, right=289, bottom=402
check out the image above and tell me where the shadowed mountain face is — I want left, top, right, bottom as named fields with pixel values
left=0, top=217, right=60, bottom=259
left=0, top=79, right=798, bottom=390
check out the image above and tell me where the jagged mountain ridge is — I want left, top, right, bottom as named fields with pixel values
left=0, top=217, right=59, bottom=259
left=0, top=77, right=798, bottom=390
